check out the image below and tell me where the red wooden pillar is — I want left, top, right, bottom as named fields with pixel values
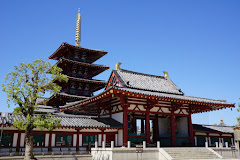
left=188, top=114, right=194, bottom=146
left=123, top=106, right=128, bottom=146
left=16, top=132, right=21, bottom=152
left=141, top=119, right=144, bottom=133
left=154, top=114, right=159, bottom=142
left=48, top=132, right=52, bottom=152
left=146, top=108, right=151, bottom=144
left=171, top=115, right=176, bottom=146
left=132, top=117, right=136, bottom=133
left=101, top=129, right=105, bottom=143
left=76, top=129, right=79, bottom=151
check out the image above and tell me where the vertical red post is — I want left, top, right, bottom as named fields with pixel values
left=123, top=106, right=128, bottom=146
left=16, top=132, right=21, bottom=152
left=171, top=114, right=176, bottom=146
left=76, top=129, right=79, bottom=151
left=141, top=119, right=144, bottom=133
left=146, top=108, right=151, bottom=144
left=48, top=132, right=52, bottom=152
left=154, top=114, right=159, bottom=142
left=188, top=114, right=194, bottom=146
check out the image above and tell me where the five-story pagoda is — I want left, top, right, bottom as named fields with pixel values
left=47, top=9, right=109, bottom=108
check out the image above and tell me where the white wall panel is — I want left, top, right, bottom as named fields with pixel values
left=112, top=112, right=123, bottom=123
left=45, top=134, right=49, bottom=147
left=12, top=133, right=18, bottom=147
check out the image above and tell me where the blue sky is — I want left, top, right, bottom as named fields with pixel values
left=0, top=0, right=239, bottom=126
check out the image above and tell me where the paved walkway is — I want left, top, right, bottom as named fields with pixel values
left=0, top=154, right=92, bottom=160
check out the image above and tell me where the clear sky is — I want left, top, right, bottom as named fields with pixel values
left=0, top=0, right=239, bottom=126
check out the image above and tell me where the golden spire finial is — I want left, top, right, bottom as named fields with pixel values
left=75, top=8, right=81, bottom=46
left=115, top=62, right=122, bottom=70
left=220, top=117, right=223, bottom=123
left=163, top=71, right=169, bottom=79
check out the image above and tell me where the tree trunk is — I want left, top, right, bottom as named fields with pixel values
left=24, top=123, right=34, bottom=160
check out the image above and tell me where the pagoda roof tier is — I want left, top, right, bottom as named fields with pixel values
left=49, top=42, right=107, bottom=63
left=49, top=58, right=109, bottom=77
left=67, top=76, right=107, bottom=85
left=53, top=76, right=107, bottom=92
left=47, top=92, right=89, bottom=106
left=61, top=87, right=235, bottom=114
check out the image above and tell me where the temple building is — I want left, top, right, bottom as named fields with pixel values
left=0, top=9, right=236, bottom=155
left=60, top=66, right=235, bottom=147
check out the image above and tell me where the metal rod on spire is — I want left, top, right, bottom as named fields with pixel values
left=75, top=8, right=81, bottom=46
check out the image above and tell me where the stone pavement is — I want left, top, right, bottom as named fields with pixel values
left=0, top=154, right=92, bottom=160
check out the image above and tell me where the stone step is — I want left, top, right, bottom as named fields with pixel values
left=163, top=147, right=221, bottom=160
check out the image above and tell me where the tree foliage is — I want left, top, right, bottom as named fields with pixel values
left=2, top=59, right=68, bottom=159
left=2, top=59, right=67, bottom=130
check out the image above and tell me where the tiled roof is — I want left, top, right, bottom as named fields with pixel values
left=193, top=124, right=220, bottom=133
left=204, top=125, right=234, bottom=133
left=193, top=124, right=234, bottom=133
left=48, top=58, right=109, bottom=76
left=47, top=93, right=89, bottom=106
left=59, top=58, right=109, bottom=69
left=35, top=106, right=57, bottom=113
left=114, top=87, right=234, bottom=105
left=113, top=69, right=183, bottom=95
left=48, top=42, right=107, bottom=63
left=67, top=76, right=107, bottom=85
left=0, top=112, right=123, bottom=128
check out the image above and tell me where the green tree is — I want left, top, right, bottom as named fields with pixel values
left=2, top=59, right=68, bottom=160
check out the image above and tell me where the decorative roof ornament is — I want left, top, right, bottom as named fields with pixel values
left=220, top=117, right=223, bottom=123
left=163, top=71, right=169, bottom=79
left=75, top=8, right=81, bottom=47
left=115, top=62, right=122, bottom=70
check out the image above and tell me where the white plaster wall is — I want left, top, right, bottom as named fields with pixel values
left=100, top=115, right=110, bottom=118
left=115, top=134, right=118, bottom=146
left=209, top=133, right=220, bottom=136
left=112, top=112, right=123, bottom=123
left=128, top=104, right=136, bottom=110
left=222, top=134, right=232, bottom=137
left=80, top=128, right=101, bottom=132
left=45, top=134, right=49, bottom=147
left=50, top=128, right=76, bottom=132
left=118, top=130, right=123, bottom=146
left=105, top=129, right=118, bottom=132
left=79, top=134, right=82, bottom=146
left=51, top=134, right=55, bottom=147
left=195, top=132, right=207, bottom=136
left=138, top=105, right=146, bottom=111
left=158, top=118, right=170, bottom=136
left=98, top=134, right=102, bottom=146
left=12, top=133, right=18, bottom=147
left=73, top=134, right=77, bottom=146
left=177, top=117, right=188, bottom=136
left=103, top=134, right=106, bottom=142
left=20, top=133, right=25, bottom=147
left=161, top=107, right=171, bottom=113
left=150, top=107, right=159, bottom=112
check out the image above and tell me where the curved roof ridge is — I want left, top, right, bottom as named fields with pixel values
left=114, top=69, right=184, bottom=95
left=118, top=69, right=165, bottom=78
